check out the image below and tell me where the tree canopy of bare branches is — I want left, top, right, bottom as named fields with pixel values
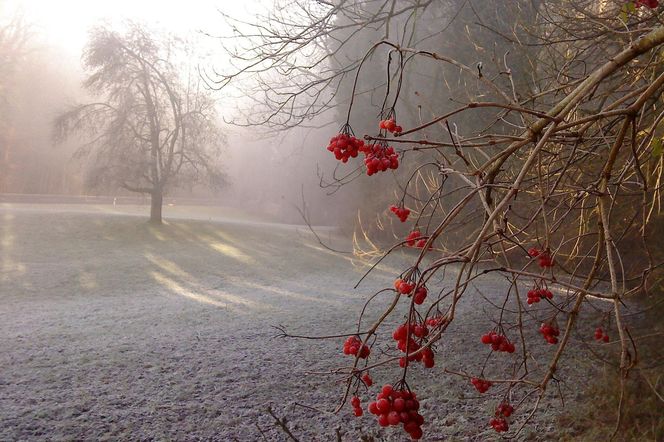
left=214, top=1, right=664, bottom=439
left=55, top=23, right=226, bottom=224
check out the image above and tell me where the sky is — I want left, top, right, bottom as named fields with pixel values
left=2, top=0, right=271, bottom=120
left=4, top=0, right=260, bottom=55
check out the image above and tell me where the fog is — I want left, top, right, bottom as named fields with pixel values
left=1, top=0, right=350, bottom=226
left=4, top=1, right=656, bottom=441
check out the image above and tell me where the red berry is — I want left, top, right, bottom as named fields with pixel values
left=537, top=251, right=554, bottom=268
left=410, top=426, right=423, bottom=439
left=377, top=398, right=391, bottom=414
left=413, top=325, right=427, bottom=338
left=395, top=324, right=408, bottom=341
left=636, top=0, right=659, bottom=8
left=594, top=327, right=605, bottom=341
left=389, top=204, right=411, bottom=222
left=497, top=403, right=514, bottom=417
left=413, top=287, right=427, bottom=304
left=378, top=413, right=390, bottom=427
left=404, top=421, right=419, bottom=433
left=471, top=378, right=492, bottom=393
left=388, top=411, right=401, bottom=425
left=540, top=322, right=559, bottom=345
left=398, top=281, right=414, bottom=295
left=405, top=230, right=421, bottom=246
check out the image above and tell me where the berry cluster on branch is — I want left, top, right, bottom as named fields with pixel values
left=367, top=385, right=425, bottom=440
left=343, top=335, right=370, bottom=359
left=480, top=331, right=516, bottom=353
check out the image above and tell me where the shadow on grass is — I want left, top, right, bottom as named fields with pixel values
left=0, top=208, right=360, bottom=317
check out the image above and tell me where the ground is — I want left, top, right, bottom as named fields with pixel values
left=0, top=203, right=600, bottom=441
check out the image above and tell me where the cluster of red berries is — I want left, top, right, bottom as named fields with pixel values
left=594, top=327, right=610, bottom=343
left=636, top=0, right=659, bottom=8
left=325, top=130, right=400, bottom=176
left=389, top=204, right=411, bottom=222
left=416, top=239, right=431, bottom=249
left=471, top=377, right=492, bottom=393
left=490, top=402, right=514, bottom=433
left=394, top=278, right=415, bottom=295
left=406, top=230, right=422, bottom=246
left=343, top=335, right=370, bottom=358
left=351, top=396, right=363, bottom=416
left=426, top=315, right=447, bottom=328
left=490, top=417, right=508, bottom=433
left=405, top=230, right=431, bottom=249
left=362, top=373, right=373, bottom=386
left=363, top=143, right=399, bottom=175
left=480, top=331, right=516, bottom=353
left=539, top=323, right=560, bottom=344
left=527, top=287, right=553, bottom=304
left=413, top=287, right=428, bottom=304
left=326, top=133, right=364, bottom=163
left=367, top=385, right=425, bottom=440
left=393, top=323, right=435, bottom=368
left=528, top=248, right=554, bottom=268
left=394, top=279, right=428, bottom=304
left=379, top=118, right=403, bottom=134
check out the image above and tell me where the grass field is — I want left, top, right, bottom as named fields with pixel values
left=0, top=203, right=596, bottom=441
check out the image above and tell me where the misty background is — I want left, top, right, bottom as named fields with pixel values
left=3, top=1, right=663, bottom=440
left=0, top=0, right=356, bottom=226
left=1, top=0, right=522, bottom=229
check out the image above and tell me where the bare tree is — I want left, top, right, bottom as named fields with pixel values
left=55, top=23, right=225, bottom=224
left=203, top=0, right=446, bottom=129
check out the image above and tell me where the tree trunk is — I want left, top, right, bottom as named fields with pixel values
left=150, top=189, right=163, bottom=224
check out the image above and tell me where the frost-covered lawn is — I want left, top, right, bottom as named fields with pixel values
left=0, top=204, right=585, bottom=441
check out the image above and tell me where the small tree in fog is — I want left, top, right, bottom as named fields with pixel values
left=54, top=23, right=225, bottom=224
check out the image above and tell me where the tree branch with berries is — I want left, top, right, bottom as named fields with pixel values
left=215, top=1, right=664, bottom=440
left=320, top=16, right=664, bottom=442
